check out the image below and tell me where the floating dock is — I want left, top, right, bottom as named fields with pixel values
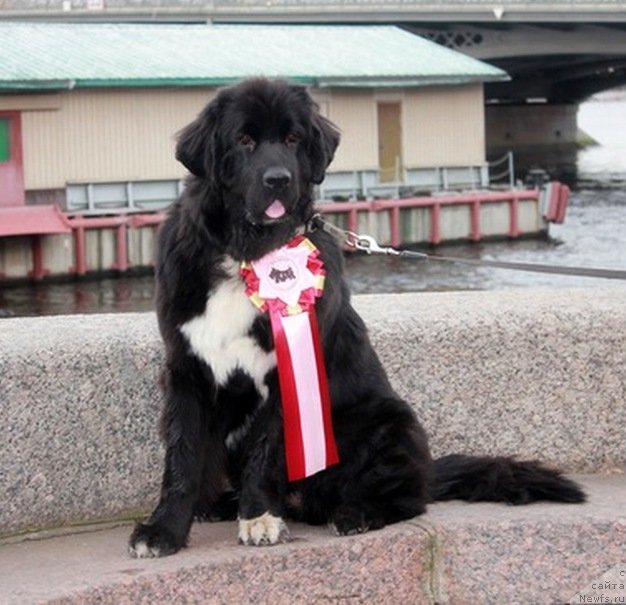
left=0, top=184, right=569, bottom=282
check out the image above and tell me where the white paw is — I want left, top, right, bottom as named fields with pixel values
left=238, top=512, right=290, bottom=546
left=128, top=540, right=161, bottom=559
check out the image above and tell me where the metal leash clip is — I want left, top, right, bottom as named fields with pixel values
left=314, top=214, right=428, bottom=258
left=348, top=233, right=402, bottom=256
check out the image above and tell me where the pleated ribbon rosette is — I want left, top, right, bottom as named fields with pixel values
left=241, top=235, right=339, bottom=481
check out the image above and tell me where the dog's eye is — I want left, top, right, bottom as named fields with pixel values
left=285, top=133, right=300, bottom=146
left=238, top=134, right=255, bottom=148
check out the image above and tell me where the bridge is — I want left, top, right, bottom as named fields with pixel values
left=3, top=1, right=626, bottom=104
left=411, top=22, right=626, bottom=104
left=3, top=0, right=626, bottom=177
left=3, top=0, right=626, bottom=23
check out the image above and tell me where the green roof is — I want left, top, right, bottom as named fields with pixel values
left=0, top=23, right=508, bottom=91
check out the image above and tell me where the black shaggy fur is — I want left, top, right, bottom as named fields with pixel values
left=129, top=78, right=585, bottom=557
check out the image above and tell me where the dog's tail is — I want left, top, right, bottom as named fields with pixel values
left=430, top=454, right=586, bottom=504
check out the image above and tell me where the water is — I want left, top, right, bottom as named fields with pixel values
left=0, top=274, right=157, bottom=318
left=1, top=99, right=625, bottom=318
left=345, top=188, right=626, bottom=294
left=577, top=98, right=626, bottom=182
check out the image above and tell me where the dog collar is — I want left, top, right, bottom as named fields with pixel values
left=293, top=215, right=318, bottom=238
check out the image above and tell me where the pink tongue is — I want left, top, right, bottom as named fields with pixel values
left=265, top=199, right=286, bottom=219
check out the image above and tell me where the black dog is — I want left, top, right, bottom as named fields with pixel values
left=129, top=78, right=584, bottom=557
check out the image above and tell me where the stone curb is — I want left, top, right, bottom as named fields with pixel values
left=1, top=474, right=624, bottom=605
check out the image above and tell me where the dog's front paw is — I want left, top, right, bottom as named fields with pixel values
left=128, top=522, right=183, bottom=558
left=238, top=512, right=290, bottom=546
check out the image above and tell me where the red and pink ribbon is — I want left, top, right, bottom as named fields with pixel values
left=241, top=236, right=339, bottom=481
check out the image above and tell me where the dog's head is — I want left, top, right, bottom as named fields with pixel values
left=176, top=78, right=340, bottom=259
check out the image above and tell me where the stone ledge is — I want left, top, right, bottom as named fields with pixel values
left=1, top=474, right=624, bottom=605
left=1, top=287, right=625, bottom=535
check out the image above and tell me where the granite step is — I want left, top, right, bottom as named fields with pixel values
left=2, top=474, right=624, bottom=605
left=1, top=288, right=625, bottom=536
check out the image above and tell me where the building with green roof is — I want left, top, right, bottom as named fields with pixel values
left=0, top=22, right=507, bottom=212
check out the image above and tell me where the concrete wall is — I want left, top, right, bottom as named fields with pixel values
left=486, top=104, right=578, bottom=151
left=0, top=288, right=624, bottom=535
left=485, top=103, right=580, bottom=179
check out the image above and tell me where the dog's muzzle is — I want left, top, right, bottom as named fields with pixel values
left=260, top=166, right=293, bottom=222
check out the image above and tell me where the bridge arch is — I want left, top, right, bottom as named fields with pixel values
left=410, top=24, right=626, bottom=103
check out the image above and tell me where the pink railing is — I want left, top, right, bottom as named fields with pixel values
left=370, top=189, right=541, bottom=246
left=317, top=188, right=543, bottom=247
left=22, top=187, right=568, bottom=278
left=64, top=212, right=168, bottom=275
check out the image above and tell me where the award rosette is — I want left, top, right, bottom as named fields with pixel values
left=241, top=235, right=339, bottom=481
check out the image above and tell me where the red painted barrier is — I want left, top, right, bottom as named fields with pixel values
left=63, top=191, right=543, bottom=274
left=29, top=235, right=46, bottom=280
left=316, top=201, right=373, bottom=235
left=556, top=184, right=570, bottom=224
left=470, top=200, right=481, bottom=242
left=66, top=215, right=129, bottom=275
left=369, top=189, right=539, bottom=245
left=0, top=205, right=71, bottom=280
left=128, top=213, right=168, bottom=228
left=0, top=189, right=551, bottom=280
left=542, top=181, right=570, bottom=224
left=0, top=205, right=70, bottom=237
left=543, top=182, right=559, bottom=222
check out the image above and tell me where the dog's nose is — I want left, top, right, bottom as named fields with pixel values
left=263, top=167, right=292, bottom=189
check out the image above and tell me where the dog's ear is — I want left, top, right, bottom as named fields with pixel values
left=310, top=112, right=341, bottom=185
left=175, top=99, right=221, bottom=178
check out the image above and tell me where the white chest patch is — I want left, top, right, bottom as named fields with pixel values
left=180, top=257, right=276, bottom=400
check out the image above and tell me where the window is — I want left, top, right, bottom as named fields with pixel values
left=0, top=119, right=9, bottom=163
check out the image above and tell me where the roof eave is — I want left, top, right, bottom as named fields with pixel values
left=0, top=74, right=509, bottom=92
left=76, top=76, right=317, bottom=88
left=317, top=74, right=510, bottom=88
left=0, top=80, right=75, bottom=91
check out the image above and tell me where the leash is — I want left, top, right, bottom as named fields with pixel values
left=310, top=214, right=626, bottom=282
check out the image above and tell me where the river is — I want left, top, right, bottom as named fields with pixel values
left=1, top=99, right=625, bottom=318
